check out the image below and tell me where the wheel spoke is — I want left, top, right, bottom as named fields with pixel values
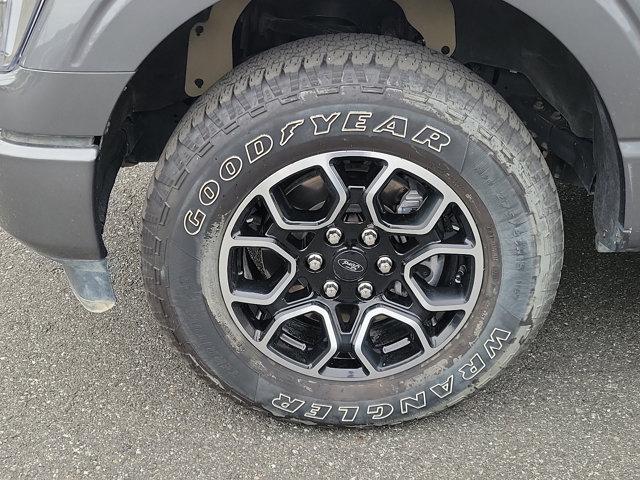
left=407, top=241, right=482, bottom=260
left=262, top=153, right=348, bottom=231
left=404, top=242, right=482, bottom=312
left=264, top=220, right=291, bottom=244
left=419, top=193, right=455, bottom=235
left=331, top=302, right=363, bottom=337
left=258, top=304, right=338, bottom=376
left=225, top=236, right=297, bottom=306
left=266, top=275, right=312, bottom=313
left=364, top=160, right=463, bottom=236
left=352, top=306, right=434, bottom=378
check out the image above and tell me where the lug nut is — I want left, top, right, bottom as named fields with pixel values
left=326, top=227, right=343, bottom=245
left=306, top=253, right=324, bottom=271
left=376, top=256, right=393, bottom=274
left=361, top=228, right=378, bottom=247
left=357, top=281, right=374, bottom=300
left=323, top=280, right=340, bottom=298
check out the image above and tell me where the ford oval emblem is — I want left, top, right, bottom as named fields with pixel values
left=338, top=258, right=365, bottom=273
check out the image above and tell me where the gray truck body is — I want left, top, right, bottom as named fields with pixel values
left=1, top=0, right=640, bottom=309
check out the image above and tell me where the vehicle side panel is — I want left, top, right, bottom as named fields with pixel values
left=21, top=0, right=640, bottom=141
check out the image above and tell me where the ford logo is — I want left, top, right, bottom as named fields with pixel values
left=338, top=259, right=365, bottom=273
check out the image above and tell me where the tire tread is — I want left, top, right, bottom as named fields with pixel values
left=141, top=34, right=563, bottom=426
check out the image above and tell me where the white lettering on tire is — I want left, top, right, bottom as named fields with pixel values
left=245, top=134, right=273, bottom=164
left=338, top=406, right=359, bottom=422
left=400, top=391, right=427, bottom=414
left=430, top=375, right=454, bottom=399
left=219, top=156, right=243, bottom=181
left=272, top=393, right=305, bottom=413
left=310, top=112, right=341, bottom=135
left=183, top=209, right=206, bottom=236
left=458, top=353, right=486, bottom=380
left=267, top=324, right=511, bottom=422
left=189, top=110, right=456, bottom=237
left=484, top=328, right=512, bottom=359
left=304, top=403, right=332, bottom=420
left=342, top=111, right=372, bottom=132
left=367, top=403, right=394, bottom=420
left=198, top=180, right=220, bottom=206
left=373, top=115, right=408, bottom=138
left=411, top=125, right=452, bottom=152
left=280, top=119, right=305, bottom=146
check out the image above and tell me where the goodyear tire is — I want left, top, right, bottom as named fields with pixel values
left=142, top=34, right=563, bottom=426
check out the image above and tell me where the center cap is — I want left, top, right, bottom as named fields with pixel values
left=333, top=249, right=368, bottom=282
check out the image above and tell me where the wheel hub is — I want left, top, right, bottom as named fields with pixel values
left=333, top=249, right=368, bottom=282
left=217, top=151, right=483, bottom=381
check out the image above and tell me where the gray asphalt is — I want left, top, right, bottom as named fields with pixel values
left=1, top=165, right=639, bottom=479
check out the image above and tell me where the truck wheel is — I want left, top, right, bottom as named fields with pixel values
left=142, top=34, right=563, bottom=426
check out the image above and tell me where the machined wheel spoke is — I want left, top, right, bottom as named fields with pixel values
left=258, top=304, right=338, bottom=376
left=419, top=194, right=455, bottom=235
left=404, top=242, right=483, bottom=313
left=264, top=220, right=292, bottom=245
left=266, top=275, right=313, bottom=313
left=364, top=161, right=462, bottom=236
left=262, top=153, right=349, bottom=231
left=265, top=220, right=318, bottom=256
left=331, top=303, right=364, bottom=346
left=352, top=306, right=434, bottom=378
left=226, top=236, right=297, bottom=306
left=407, top=241, right=482, bottom=260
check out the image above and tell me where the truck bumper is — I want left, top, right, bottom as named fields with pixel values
left=0, top=66, right=131, bottom=312
left=0, top=133, right=102, bottom=259
left=0, top=133, right=116, bottom=312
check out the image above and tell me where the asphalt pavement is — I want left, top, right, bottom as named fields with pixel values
left=1, top=164, right=639, bottom=479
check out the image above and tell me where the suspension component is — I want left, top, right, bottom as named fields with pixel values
left=454, top=264, right=468, bottom=284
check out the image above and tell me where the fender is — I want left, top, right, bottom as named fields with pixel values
left=17, top=0, right=640, bottom=250
left=23, top=0, right=640, bottom=141
left=21, top=0, right=640, bottom=141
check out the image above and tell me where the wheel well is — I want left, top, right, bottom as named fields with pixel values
left=96, top=0, right=624, bottom=251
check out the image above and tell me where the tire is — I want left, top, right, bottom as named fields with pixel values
left=142, top=34, right=563, bottom=427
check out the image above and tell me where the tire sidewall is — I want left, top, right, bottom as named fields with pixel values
left=157, top=88, right=540, bottom=426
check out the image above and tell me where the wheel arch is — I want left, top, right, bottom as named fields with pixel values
left=24, top=0, right=640, bottom=139
left=81, top=0, right=638, bottom=251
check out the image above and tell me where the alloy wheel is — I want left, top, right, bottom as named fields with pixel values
left=218, top=151, right=483, bottom=381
